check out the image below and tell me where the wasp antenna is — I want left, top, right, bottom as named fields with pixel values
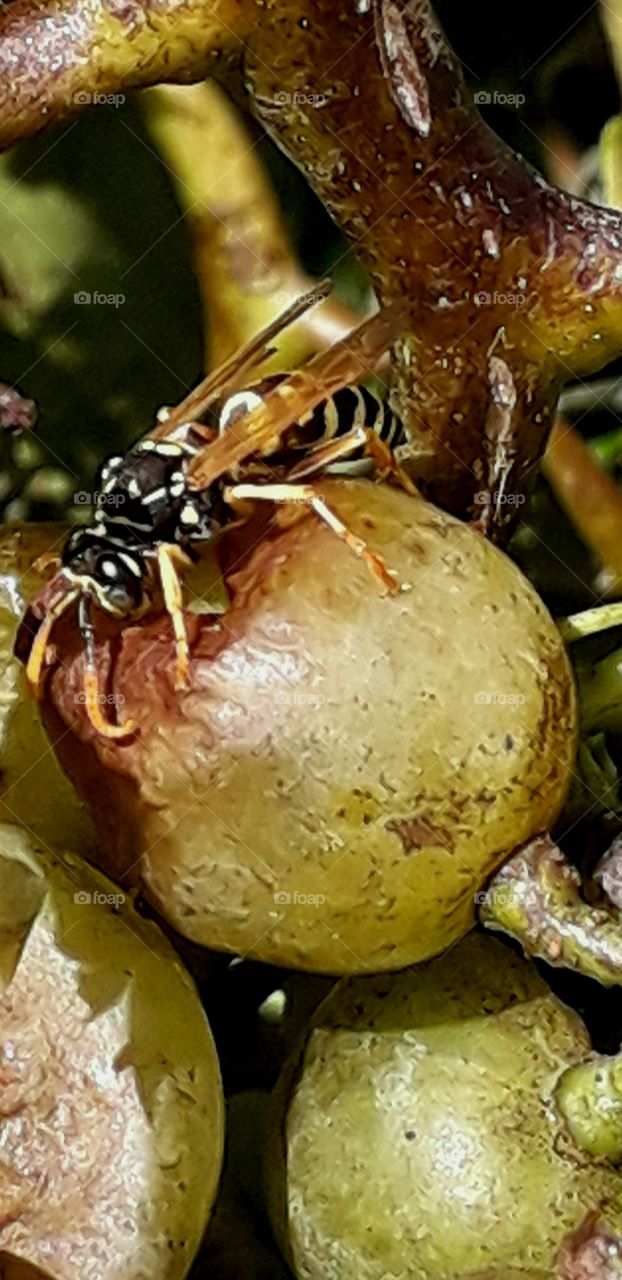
left=78, top=595, right=136, bottom=740
left=25, top=587, right=79, bottom=694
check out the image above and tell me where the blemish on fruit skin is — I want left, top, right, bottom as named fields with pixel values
left=385, top=815, right=452, bottom=854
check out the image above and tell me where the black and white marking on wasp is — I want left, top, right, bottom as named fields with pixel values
left=16, top=380, right=412, bottom=739
left=61, top=425, right=224, bottom=620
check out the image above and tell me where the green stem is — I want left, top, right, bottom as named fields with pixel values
left=558, top=603, right=622, bottom=644
left=480, top=835, right=622, bottom=987
left=557, top=1055, right=622, bottom=1163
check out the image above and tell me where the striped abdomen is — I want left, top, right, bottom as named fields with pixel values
left=218, top=380, right=406, bottom=455
left=291, top=384, right=405, bottom=453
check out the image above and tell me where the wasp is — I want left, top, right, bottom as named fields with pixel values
left=15, top=288, right=413, bottom=739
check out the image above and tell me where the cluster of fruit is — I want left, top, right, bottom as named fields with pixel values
left=1, top=471, right=620, bottom=1279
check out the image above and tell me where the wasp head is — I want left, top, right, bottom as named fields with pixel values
left=62, top=530, right=146, bottom=618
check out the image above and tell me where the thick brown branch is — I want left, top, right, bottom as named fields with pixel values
left=245, top=0, right=622, bottom=526
left=0, top=0, right=250, bottom=150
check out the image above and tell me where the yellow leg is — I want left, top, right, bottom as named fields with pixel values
left=225, top=482, right=399, bottom=595
left=157, top=543, right=192, bottom=690
left=286, top=425, right=418, bottom=495
left=285, top=427, right=369, bottom=480
left=25, top=587, right=79, bottom=693
left=77, top=593, right=136, bottom=740
left=358, top=429, right=418, bottom=496
left=82, top=665, right=136, bottom=740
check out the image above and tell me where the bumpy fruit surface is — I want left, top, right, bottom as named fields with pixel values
left=41, top=481, right=576, bottom=971
left=270, top=933, right=622, bottom=1279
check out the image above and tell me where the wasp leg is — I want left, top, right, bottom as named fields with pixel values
left=188, top=422, right=218, bottom=444
left=157, top=543, right=192, bottom=690
left=285, top=426, right=418, bottom=495
left=225, top=482, right=399, bottom=595
left=358, top=429, right=418, bottom=496
left=25, top=587, right=79, bottom=694
left=34, top=550, right=62, bottom=576
left=78, top=595, right=136, bottom=740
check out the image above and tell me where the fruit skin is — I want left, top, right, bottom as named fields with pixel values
left=0, top=523, right=95, bottom=851
left=44, top=479, right=577, bottom=973
left=268, top=933, right=622, bottom=1280
left=0, top=821, right=224, bottom=1280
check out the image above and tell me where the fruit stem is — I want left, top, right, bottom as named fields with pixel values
left=556, top=1055, right=622, bottom=1163
left=559, top=602, right=622, bottom=643
left=480, top=834, right=622, bottom=987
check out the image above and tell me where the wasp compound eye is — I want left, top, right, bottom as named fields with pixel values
left=91, top=551, right=144, bottom=615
